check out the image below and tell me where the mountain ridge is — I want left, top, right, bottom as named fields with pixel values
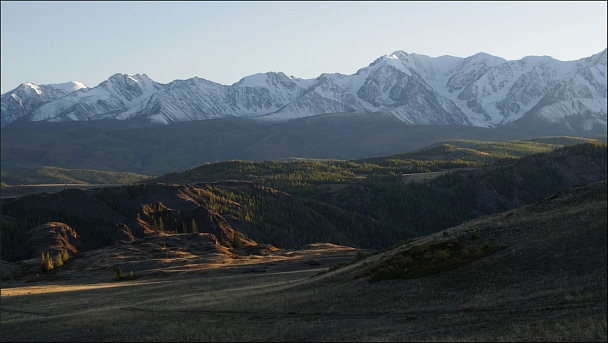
left=2, top=49, right=606, bottom=132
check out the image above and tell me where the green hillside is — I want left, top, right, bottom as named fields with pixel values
left=356, top=136, right=605, bottom=166
left=1, top=166, right=150, bottom=185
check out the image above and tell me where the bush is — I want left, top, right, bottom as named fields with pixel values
left=368, top=239, right=507, bottom=282
left=40, top=251, right=54, bottom=273
left=113, top=267, right=139, bottom=281
left=114, top=267, right=124, bottom=280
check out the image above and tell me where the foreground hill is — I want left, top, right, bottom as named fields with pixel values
left=1, top=180, right=605, bottom=341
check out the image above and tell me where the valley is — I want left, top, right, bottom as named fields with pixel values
left=1, top=136, right=607, bottom=341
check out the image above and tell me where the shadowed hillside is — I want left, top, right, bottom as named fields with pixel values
left=154, top=142, right=608, bottom=245
left=3, top=114, right=602, bottom=175
left=1, top=142, right=606, bottom=263
left=1, top=180, right=605, bottom=342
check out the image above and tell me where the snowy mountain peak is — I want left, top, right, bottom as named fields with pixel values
left=367, top=51, right=410, bottom=68
left=235, top=72, right=291, bottom=88
left=589, top=49, right=607, bottom=66
left=236, top=73, right=271, bottom=87
left=106, top=73, right=150, bottom=86
left=46, top=81, right=88, bottom=93
left=520, top=55, right=558, bottom=64
left=1, top=80, right=90, bottom=126
left=1, top=49, right=606, bottom=133
left=21, top=82, right=42, bottom=95
left=94, top=73, right=164, bottom=104
left=466, top=52, right=506, bottom=64
left=387, top=50, right=408, bottom=59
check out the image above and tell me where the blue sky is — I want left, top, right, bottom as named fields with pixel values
left=1, top=1, right=606, bottom=93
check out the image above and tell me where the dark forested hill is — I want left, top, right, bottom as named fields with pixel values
left=1, top=141, right=605, bottom=262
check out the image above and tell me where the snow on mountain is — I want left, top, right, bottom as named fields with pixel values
left=46, top=81, right=88, bottom=94
left=268, top=52, right=466, bottom=125
left=228, top=72, right=312, bottom=116
left=28, top=73, right=166, bottom=122
left=1, top=49, right=606, bottom=132
left=0, top=81, right=88, bottom=126
left=353, top=51, right=470, bottom=125
left=514, top=49, right=607, bottom=129
left=117, top=72, right=310, bottom=124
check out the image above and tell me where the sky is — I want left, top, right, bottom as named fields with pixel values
left=1, top=1, right=607, bottom=94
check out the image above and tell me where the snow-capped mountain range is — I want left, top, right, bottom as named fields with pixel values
left=2, top=49, right=606, bottom=131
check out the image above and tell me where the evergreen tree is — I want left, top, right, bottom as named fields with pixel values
left=191, top=219, right=198, bottom=233
left=230, top=231, right=243, bottom=249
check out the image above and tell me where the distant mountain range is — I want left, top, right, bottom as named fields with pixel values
left=2, top=49, right=606, bottom=133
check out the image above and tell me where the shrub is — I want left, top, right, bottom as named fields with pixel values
left=55, top=252, right=63, bottom=267
left=60, top=249, right=69, bottom=261
left=40, top=251, right=54, bottom=273
left=114, top=267, right=124, bottom=280
left=368, top=239, right=507, bottom=282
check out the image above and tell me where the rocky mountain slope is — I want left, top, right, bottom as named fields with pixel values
left=2, top=49, right=606, bottom=133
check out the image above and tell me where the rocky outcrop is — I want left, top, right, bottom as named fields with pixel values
left=14, top=222, right=90, bottom=261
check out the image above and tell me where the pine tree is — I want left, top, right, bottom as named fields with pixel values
left=230, top=231, right=243, bottom=249
left=158, top=218, right=164, bottom=232
left=191, top=219, right=198, bottom=233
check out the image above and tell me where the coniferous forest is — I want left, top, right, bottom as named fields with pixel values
left=1, top=138, right=606, bottom=260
